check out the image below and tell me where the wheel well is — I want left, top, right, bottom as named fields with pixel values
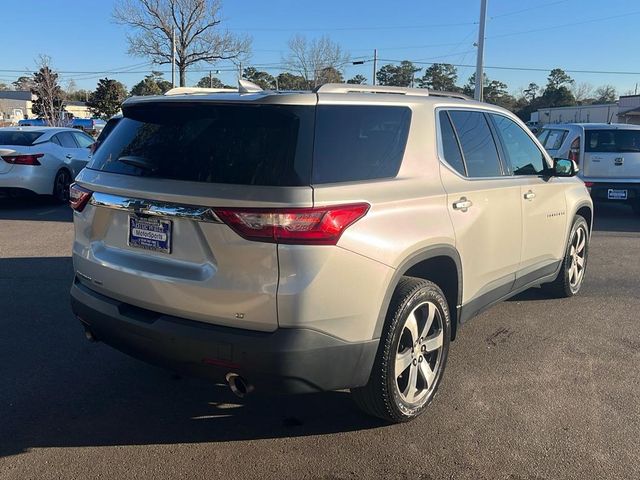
left=404, top=256, right=460, bottom=340
left=576, top=205, right=592, bottom=231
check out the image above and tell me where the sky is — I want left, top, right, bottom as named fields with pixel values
left=3, top=0, right=640, bottom=96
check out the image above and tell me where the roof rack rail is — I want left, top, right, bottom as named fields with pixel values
left=164, top=87, right=238, bottom=96
left=314, top=83, right=430, bottom=97
left=314, top=83, right=472, bottom=100
left=427, top=90, right=472, bottom=100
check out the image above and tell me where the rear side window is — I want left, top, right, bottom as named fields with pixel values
left=438, top=111, right=466, bottom=175
left=312, top=105, right=411, bottom=184
left=585, top=129, right=640, bottom=153
left=89, top=103, right=315, bottom=186
left=490, top=114, right=547, bottom=175
left=538, top=129, right=568, bottom=150
left=448, top=110, right=503, bottom=177
left=0, top=131, right=43, bottom=146
left=72, top=131, right=95, bottom=148
left=57, top=132, right=78, bottom=148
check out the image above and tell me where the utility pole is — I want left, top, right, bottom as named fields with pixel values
left=372, top=49, right=378, bottom=85
left=171, top=27, right=176, bottom=88
left=474, top=0, right=488, bottom=101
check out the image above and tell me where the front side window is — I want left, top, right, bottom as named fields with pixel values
left=491, top=114, right=547, bottom=175
left=448, top=110, right=503, bottom=178
left=72, top=131, right=95, bottom=148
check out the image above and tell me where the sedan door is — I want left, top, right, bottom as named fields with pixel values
left=56, top=131, right=91, bottom=177
left=438, top=109, right=524, bottom=317
left=489, top=113, right=568, bottom=287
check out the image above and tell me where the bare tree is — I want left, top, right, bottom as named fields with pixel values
left=285, top=35, right=349, bottom=88
left=571, top=82, right=593, bottom=104
left=113, top=0, right=251, bottom=87
left=31, top=55, right=67, bottom=127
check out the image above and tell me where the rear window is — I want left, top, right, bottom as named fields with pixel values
left=585, top=129, right=640, bottom=153
left=537, top=129, right=568, bottom=150
left=88, top=103, right=411, bottom=186
left=0, top=131, right=43, bottom=146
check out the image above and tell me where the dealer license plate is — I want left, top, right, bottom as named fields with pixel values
left=128, top=216, right=172, bottom=253
left=607, top=189, right=628, bottom=200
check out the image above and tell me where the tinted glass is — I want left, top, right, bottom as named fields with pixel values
left=449, top=111, right=502, bottom=177
left=312, top=105, right=411, bottom=183
left=438, top=111, right=465, bottom=175
left=491, top=114, right=546, bottom=175
left=585, top=129, right=640, bottom=153
left=72, top=131, right=94, bottom=148
left=539, top=129, right=568, bottom=150
left=96, top=117, right=121, bottom=145
left=57, top=132, right=78, bottom=148
left=89, top=103, right=315, bottom=186
left=0, top=131, right=43, bottom=146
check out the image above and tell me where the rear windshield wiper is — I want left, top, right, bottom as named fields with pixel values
left=117, top=156, right=157, bottom=172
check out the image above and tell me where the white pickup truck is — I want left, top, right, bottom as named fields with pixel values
left=537, top=123, right=640, bottom=214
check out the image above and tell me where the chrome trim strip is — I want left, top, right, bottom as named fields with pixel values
left=89, top=192, right=223, bottom=223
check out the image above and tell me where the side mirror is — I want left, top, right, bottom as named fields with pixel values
left=553, top=158, right=578, bottom=177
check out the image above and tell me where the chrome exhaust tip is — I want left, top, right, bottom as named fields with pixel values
left=225, top=373, right=253, bottom=398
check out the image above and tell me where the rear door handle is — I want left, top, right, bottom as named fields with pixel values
left=524, top=190, right=536, bottom=200
left=452, top=197, right=472, bottom=212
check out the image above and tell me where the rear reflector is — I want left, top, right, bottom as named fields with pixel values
left=584, top=181, right=594, bottom=187
left=2, top=153, right=43, bottom=165
left=213, top=203, right=370, bottom=245
left=69, top=183, right=93, bottom=212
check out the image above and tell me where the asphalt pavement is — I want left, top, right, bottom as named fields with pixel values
left=1, top=197, right=639, bottom=480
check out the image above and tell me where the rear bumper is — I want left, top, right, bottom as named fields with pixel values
left=70, top=280, right=378, bottom=394
left=587, top=182, right=640, bottom=203
left=0, top=165, right=53, bottom=195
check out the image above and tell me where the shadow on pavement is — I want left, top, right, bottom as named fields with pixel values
left=592, top=202, right=640, bottom=233
left=0, top=257, right=384, bottom=459
left=0, top=196, right=72, bottom=222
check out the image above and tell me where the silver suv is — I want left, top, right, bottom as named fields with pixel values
left=69, top=83, right=593, bottom=423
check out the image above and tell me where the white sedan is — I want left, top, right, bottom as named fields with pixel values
left=0, top=127, right=94, bottom=202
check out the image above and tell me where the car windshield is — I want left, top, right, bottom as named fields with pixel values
left=0, top=131, right=44, bottom=146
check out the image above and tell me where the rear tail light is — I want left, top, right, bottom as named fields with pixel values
left=69, top=183, right=93, bottom=212
left=584, top=181, right=594, bottom=187
left=213, top=203, right=370, bottom=245
left=568, top=137, right=580, bottom=165
left=2, top=153, right=44, bottom=165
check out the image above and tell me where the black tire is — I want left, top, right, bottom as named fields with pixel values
left=351, top=277, right=451, bottom=423
left=542, top=215, right=589, bottom=298
left=52, top=169, right=71, bottom=203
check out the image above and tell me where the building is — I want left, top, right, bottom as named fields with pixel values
left=537, top=103, right=618, bottom=125
left=534, top=95, right=640, bottom=127
left=616, top=95, right=640, bottom=124
left=0, top=90, right=34, bottom=124
left=0, top=91, right=91, bottom=125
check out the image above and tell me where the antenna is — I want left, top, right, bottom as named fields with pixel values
left=238, top=79, right=263, bottom=93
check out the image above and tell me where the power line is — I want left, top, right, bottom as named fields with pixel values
left=490, top=0, right=570, bottom=19
left=227, top=21, right=477, bottom=32
left=488, top=10, right=640, bottom=39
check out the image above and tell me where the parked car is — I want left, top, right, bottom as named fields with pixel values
left=0, top=127, right=95, bottom=201
left=537, top=123, right=640, bottom=214
left=69, top=83, right=592, bottom=423
left=90, top=115, right=122, bottom=153
left=71, top=118, right=107, bottom=137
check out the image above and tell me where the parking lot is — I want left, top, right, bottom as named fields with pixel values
left=1, top=198, right=639, bottom=480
